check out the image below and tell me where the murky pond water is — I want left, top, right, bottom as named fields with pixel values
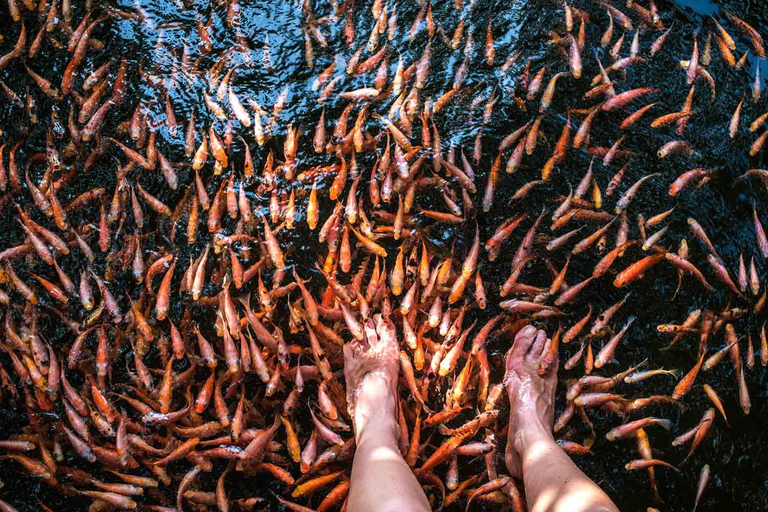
left=0, top=0, right=767, bottom=511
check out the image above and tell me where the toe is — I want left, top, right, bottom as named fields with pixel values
left=374, top=315, right=397, bottom=351
left=362, top=318, right=377, bottom=349
left=342, top=344, right=357, bottom=386
left=527, top=329, right=547, bottom=361
left=343, top=343, right=357, bottom=362
left=507, top=325, right=537, bottom=368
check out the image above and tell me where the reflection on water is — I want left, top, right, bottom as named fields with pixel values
left=676, top=0, right=719, bottom=16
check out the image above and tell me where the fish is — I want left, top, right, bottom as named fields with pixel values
left=693, top=464, right=710, bottom=512
left=624, top=368, right=679, bottom=384
left=594, top=317, right=635, bottom=368
left=614, top=254, right=666, bottom=288
left=606, top=417, right=673, bottom=441
left=673, top=354, right=706, bottom=400
left=625, top=459, right=680, bottom=473
left=602, top=88, right=658, bottom=111
left=725, top=11, right=765, bottom=57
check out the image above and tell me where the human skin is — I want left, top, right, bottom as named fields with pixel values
left=344, top=314, right=431, bottom=512
left=343, top=318, right=619, bottom=512
left=504, top=325, right=620, bottom=512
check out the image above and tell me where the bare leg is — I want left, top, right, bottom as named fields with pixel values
left=505, top=325, right=619, bottom=512
left=344, top=314, right=430, bottom=512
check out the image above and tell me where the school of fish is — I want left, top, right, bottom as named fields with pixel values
left=0, top=0, right=766, bottom=510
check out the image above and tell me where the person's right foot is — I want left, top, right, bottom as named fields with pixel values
left=503, top=325, right=558, bottom=478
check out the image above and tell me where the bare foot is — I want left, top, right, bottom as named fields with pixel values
left=504, top=325, right=558, bottom=478
left=343, top=314, right=400, bottom=439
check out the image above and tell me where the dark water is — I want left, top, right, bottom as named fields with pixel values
left=0, top=0, right=767, bottom=511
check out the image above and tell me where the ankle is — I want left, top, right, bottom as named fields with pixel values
left=514, top=418, right=554, bottom=458
left=355, top=405, right=398, bottom=445
left=353, top=374, right=397, bottom=440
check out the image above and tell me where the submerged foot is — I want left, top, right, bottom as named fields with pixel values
left=343, top=314, right=400, bottom=438
left=504, top=325, right=558, bottom=478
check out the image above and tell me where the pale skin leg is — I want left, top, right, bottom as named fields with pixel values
left=344, top=314, right=431, bottom=512
left=343, top=319, right=618, bottom=512
left=505, top=325, right=620, bottom=512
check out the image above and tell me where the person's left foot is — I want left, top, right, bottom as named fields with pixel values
left=343, top=314, right=400, bottom=436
